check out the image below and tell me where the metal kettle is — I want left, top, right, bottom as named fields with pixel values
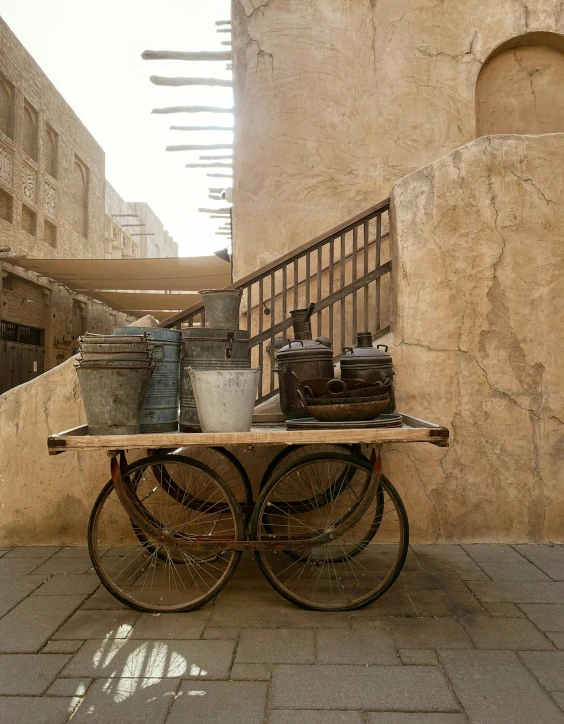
left=276, top=304, right=334, bottom=419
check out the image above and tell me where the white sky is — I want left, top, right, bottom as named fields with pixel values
left=0, top=0, right=233, bottom=257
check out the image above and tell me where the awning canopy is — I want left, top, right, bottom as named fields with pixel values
left=86, top=291, right=201, bottom=313
left=4, top=256, right=230, bottom=292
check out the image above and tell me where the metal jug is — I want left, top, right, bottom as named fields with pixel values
left=340, top=332, right=396, bottom=412
left=276, top=304, right=334, bottom=419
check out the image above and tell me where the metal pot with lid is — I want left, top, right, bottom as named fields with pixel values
left=277, top=304, right=334, bottom=419
left=340, top=332, right=396, bottom=412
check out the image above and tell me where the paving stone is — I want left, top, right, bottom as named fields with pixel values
left=231, top=663, right=272, bottom=680
left=460, top=615, right=553, bottom=649
left=129, top=612, right=209, bottom=640
left=209, top=599, right=350, bottom=628
left=167, top=680, right=268, bottom=724
left=203, top=627, right=240, bottom=640
left=0, top=557, right=50, bottom=575
left=3, top=546, right=60, bottom=558
left=52, top=547, right=89, bottom=557
left=482, top=602, right=525, bottom=617
left=43, top=639, right=85, bottom=654
left=548, top=633, right=564, bottom=649
left=62, top=638, right=235, bottom=678
left=270, top=712, right=364, bottom=724
left=31, top=557, right=94, bottom=576
left=385, top=617, right=473, bottom=649
left=462, top=545, right=550, bottom=580
left=52, top=610, right=140, bottom=639
left=236, top=628, right=315, bottom=664
left=80, top=586, right=130, bottom=609
left=462, top=544, right=529, bottom=561
left=46, top=677, right=91, bottom=697
left=271, top=664, right=458, bottom=711
left=0, top=594, right=84, bottom=652
left=409, top=588, right=486, bottom=617
left=349, top=586, right=416, bottom=619
left=0, top=696, right=77, bottom=724
left=399, top=571, right=467, bottom=591
left=520, top=604, right=564, bottom=630
left=553, top=692, right=564, bottom=710
left=467, top=581, right=564, bottom=603
left=398, top=649, right=438, bottom=665
left=411, top=545, right=488, bottom=579
left=70, top=677, right=179, bottom=724
left=0, top=653, right=70, bottom=694
left=514, top=545, right=564, bottom=580
left=440, top=649, right=564, bottom=724
left=316, top=628, right=399, bottom=665
left=519, top=651, right=564, bottom=690
left=32, top=575, right=99, bottom=596
left=0, top=575, right=47, bottom=617
left=367, top=716, right=467, bottom=724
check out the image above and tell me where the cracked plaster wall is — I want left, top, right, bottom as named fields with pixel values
left=386, top=133, right=564, bottom=543
left=231, top=0, right=564, bottom=278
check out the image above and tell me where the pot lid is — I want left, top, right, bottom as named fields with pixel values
left=277, top=337, right=333, bottom=358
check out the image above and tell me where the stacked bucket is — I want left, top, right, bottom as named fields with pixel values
left=180, top=289, right=251, bottom=432
left=76, top=334, right=158, bottom=435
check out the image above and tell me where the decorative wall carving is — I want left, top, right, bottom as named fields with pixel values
left=44, top=181, right=57, bottom=218
left=22, top=164, right=36, bottom=203
left=0, top=142, right=12, bottom=185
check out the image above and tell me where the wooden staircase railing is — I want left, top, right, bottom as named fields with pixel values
left=161, top=198, right=392, bottom=405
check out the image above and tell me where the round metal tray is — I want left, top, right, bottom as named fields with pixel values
left=285, top=413, right=403, bottom=430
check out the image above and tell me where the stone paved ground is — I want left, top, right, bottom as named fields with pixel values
left=2, top=545, right=564, bottom=723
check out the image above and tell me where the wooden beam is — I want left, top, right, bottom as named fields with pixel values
left=169, top=125, right=233, bottom=131
left=167, top=144, right=232, bottom=151
left=152, top=106, right=232, bottom=115
left=150, top=76, right=232, bottom=88
left=221, top=41, right=232, bottom=46
left=210, top=214, right=230, bottom=218
left=208, top=188, right=226, bottom=192
left=198, top=207, right=231, bottom=213
left=142, top=50, right=231, bottom=61
left=217, top=28, right=231, bottom=33
left=199, top=155, right=232, bottom=160
left=207, top=173, right=233, bottom=177
left=216, top=20, right=231, bottom=26
left=185, top=162, right=233, bottom=168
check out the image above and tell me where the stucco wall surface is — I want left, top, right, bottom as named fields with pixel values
left=0, top=315, right=159, bottom=546
left=387, top=133, right=564, bottom=543
left=232, top=0, right=564, bottom=279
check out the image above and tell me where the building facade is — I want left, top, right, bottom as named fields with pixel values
left=0, top=18, right=175, bottom=393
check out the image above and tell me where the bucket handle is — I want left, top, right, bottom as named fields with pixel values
left=152, top=344, right=165, bottom=362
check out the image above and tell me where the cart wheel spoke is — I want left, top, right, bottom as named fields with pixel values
left=88, top=453, right=244, bottom=613
left=251, top=451, right=408, bottom=611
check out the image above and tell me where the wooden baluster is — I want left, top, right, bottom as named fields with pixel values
left=363, top=221, right=369, bottom=330
left=329, top=239, right=334, bottom=346
left=282, top=266, right=287, bottom=343
left=317, top=246, right=322, bottom=338
left=352, top=225, right=358, bottom=342
left=258, top=278, right=264, bottom=335
left=247, top=285, right=252, bottom=335
left=305, top=253, right=310, bottom=307
left=269, top=272, right=276, bottom=393
left=375, top=212, right=382, bottom=331
left=293, top=260, right=299, bottom=310
left=340, top=233, right=346, bottom=353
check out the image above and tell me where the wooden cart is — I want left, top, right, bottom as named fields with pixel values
left=48, top=414, right=448, bottom=613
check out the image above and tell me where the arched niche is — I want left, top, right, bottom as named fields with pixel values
left=476, top=32, right=564, bottom=136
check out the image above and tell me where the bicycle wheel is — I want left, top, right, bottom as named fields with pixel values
left=251, top=452, right=408, bottom=611
left=88, top=454, right=244, bottom=612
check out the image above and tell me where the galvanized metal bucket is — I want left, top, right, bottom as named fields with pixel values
left=180, top=328, right=250, bottom=431
left=113, top=327, right=182, bottom=433
left=76, top=365, right=153, bottom=435
left=200, top=289, right=243, bottom=330
left=190, top=367, right=260, bottom=432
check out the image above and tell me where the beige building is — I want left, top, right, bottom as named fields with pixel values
left=0, top=18, right=176, bottom=393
